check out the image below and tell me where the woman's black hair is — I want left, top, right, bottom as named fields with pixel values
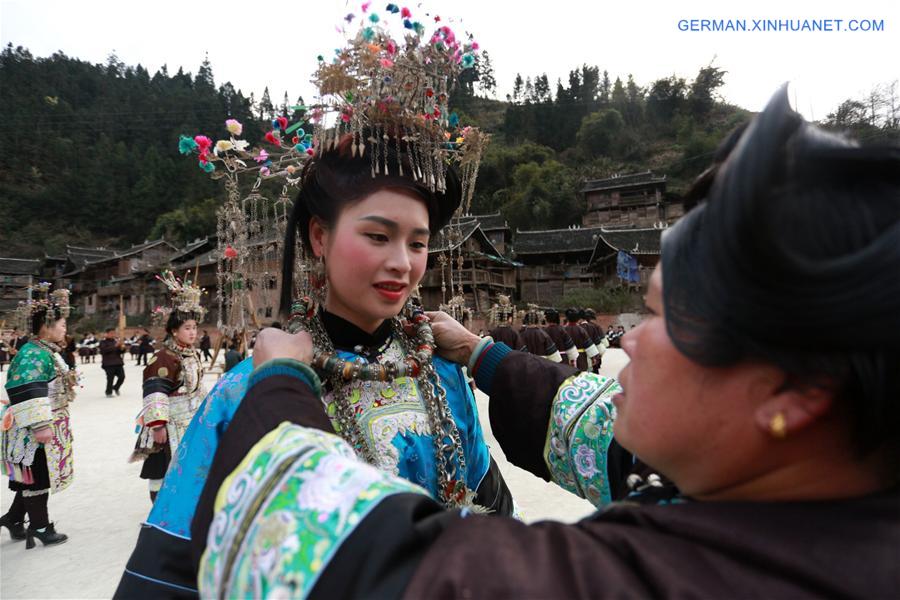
left=280, top=131, right=462, bottom=317
left=662, top=85, right=900, bottom=460
left=30, top=307, right=63, bottom=336
left=165, top=311, right=198, bottom=335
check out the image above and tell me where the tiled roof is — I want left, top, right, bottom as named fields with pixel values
left=66, top=245, right=118, bottom=269
left=165, top=237, right=213, bottom=265
left=580, top=171, right=666, bottom=193
left=169, top=235, right=279, bottom=270
left=456, top=212, right=509, bottom=231
left=429, top=221, right=510, bottom=266
left=429, top=220, right=481, bottom=253
left=0, top=257, right=41, bottom=275
left=590, top=226, right=663, bottom=262
left=83, top=239, right=177, bottom=266
left=171, top=246, right=219, bottom=268
left=513, top=227, right=602, bottom=255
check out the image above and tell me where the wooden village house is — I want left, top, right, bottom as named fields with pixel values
left=420, top=216, right=519, bottom=313
left=581, top=171, right=682, bottom=228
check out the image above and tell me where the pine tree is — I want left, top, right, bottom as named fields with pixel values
left=478, top=50, right=497, bottom=97
left=581, top=65, right=599, bottom=102
left=600, top=70, right=611, bottom=104
left=611, top=77, right=627, bottom=108
left=259, top=87, right=274, bottom=120
left=195, top=54, right=215, bottom=90
left=106, top=51, right=124, bottom=77
left=512, top=73, right=524, bottom=103
left=567, top=70, right=582, bottom=103
left=534, top=74, right=550, bottom=103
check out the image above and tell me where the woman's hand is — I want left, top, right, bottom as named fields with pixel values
left=152, top=426, right=168, bottom=445
left=425, top=311, right=481, bottom=365
left=32, top=426, right=53, bottom=444
left=252, top=329, right=314, bottom=369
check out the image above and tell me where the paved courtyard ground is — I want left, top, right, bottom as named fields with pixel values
left=1, top=349, right=628, bottom=598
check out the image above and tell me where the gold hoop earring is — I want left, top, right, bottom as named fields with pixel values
left=769, top=412, right=787, bottom=439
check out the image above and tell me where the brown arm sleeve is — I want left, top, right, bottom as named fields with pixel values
left=483, top=350, right=578, bottom=481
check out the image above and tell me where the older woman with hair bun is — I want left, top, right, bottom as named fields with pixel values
left=199, top=85, right=900, bottom=598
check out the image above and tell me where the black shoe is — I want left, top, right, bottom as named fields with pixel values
left=105, top=392, right=113, bottom=397
left=0, top=513, right=27, bottom=541
left=115, top=389, right=121, bottom=396
left=25, top=523, right=68, bottom=549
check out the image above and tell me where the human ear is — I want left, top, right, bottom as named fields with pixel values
left=754, top=383, right=834, bottom=439
left=308, top=217, right=329, bottom=259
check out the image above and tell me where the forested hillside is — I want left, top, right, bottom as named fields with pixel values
left=2, top=43, right=896, bottom=257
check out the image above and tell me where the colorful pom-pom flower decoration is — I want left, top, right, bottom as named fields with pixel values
left=179, top=135, right=198, bottom=155
left=225, top=119, right=243, bottom=136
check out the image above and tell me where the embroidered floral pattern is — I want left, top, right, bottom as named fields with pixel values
left=544, top=372, right=620, bottom=507
left=367, top=407, right=431, bottom=475
left=322, top=339, right=435, bottom=477
left=199, top=423, right=424, bottom=599
left=574, top=444, right=599, bottom=479
left=45, top=407, right=74, bottom=493
left=10, top=398, right=52, bottom=428
left=139, top=393, right=170, bottom=427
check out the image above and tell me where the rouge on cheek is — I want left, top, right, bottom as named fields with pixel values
left=344, top=237, right=378, bottom=264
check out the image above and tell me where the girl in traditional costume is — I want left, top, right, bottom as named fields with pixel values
left=115, top=10, right=509, bottom=596
left=129, top=271, right=206, bottom=502
left=0, top=284, right=75, bottom=548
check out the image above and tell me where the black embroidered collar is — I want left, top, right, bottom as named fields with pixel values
left=321, top=309, right=393, bottom=359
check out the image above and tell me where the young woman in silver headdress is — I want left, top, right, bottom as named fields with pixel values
left=115, top=12, right=506, bottom=596
left=0, top=286, right=75, bottom=548
left=128, top=272, right=206, bottom=503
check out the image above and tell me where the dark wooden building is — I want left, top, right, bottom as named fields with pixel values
left=590, top=226, right=663, bottom=288
left=582, top=171, right=682, bottom=228
left=62, top=239, right=177, bottom=318
left=514, top=226, right=602, bottom=305
left=457, top=212, right=513, bottom=256
left=421, top=219, right=519, bottom=313
left=0, top=258, right=42, bottom=317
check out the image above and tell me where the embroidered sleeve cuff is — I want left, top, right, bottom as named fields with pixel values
left=199, top=422, right=426, bottom=599
left=250, top=358, right=323, bottom=398
left=472, top=342, right=513, bottom=396
left=10, top=397, right=52, bottom=428
left=140, top=393, right=170, bottom=425
left=544, top=372, right=621, bottom=507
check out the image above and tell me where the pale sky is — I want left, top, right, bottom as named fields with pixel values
left=2, top=0, right=898, bottom=121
